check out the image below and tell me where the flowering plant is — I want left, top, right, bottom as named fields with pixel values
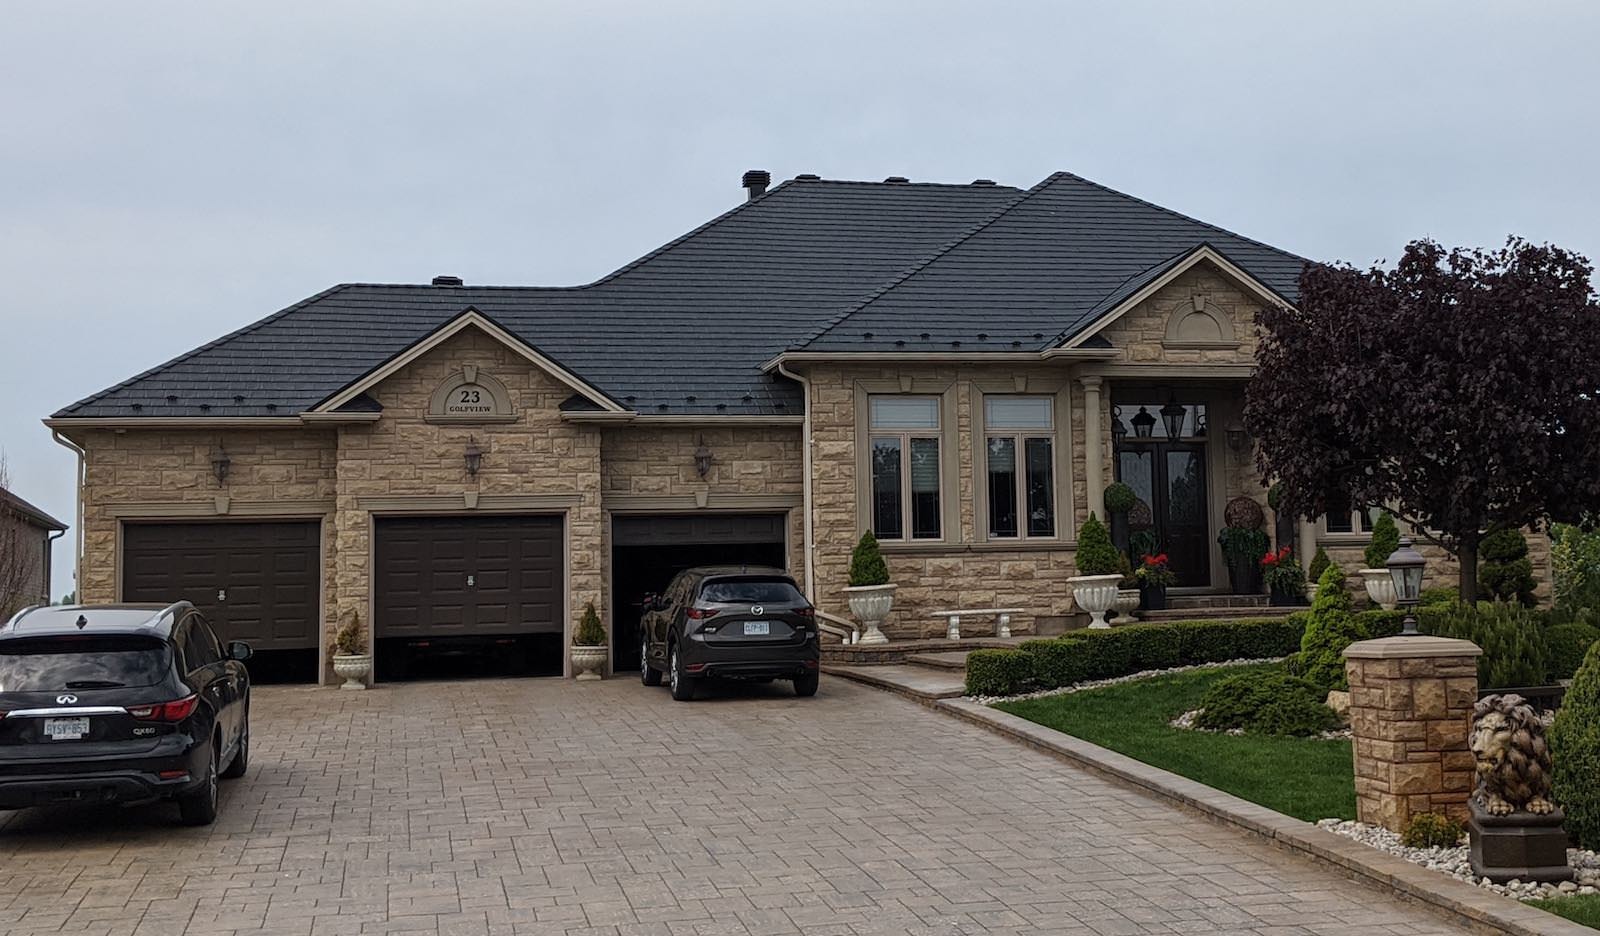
left=1261, top=546, right=1306, bottom=596
left=1135, top=553, right=1176, bottom=588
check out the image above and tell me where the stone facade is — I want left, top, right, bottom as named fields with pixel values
left=1344, top=636, right=1482, bottom=830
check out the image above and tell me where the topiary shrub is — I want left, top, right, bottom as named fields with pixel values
left=965, top=649, right=1034, bottom=696
left=1355, top=608, right=1406, bottom=639
left=1075, top=513, right=1121, bottom=576
left=1419, top=601, right=1550, bottom=690
left=1103, top=482, right=1137, bottom=515
left=848, top=531, right=890, bottom=586
left=1401, top=812, right=1465, bottom=848
left=1194, top=671, right=1340, bottom=737
left=1307, top=546, right=1332, bottom=585
left=332, top=608, right=365, bottom=656
left=1293, top=564, right=1367, bottom=691
left=574, top=601, right=606, bottom=646
left=1480, top=528, right=1537, bottom=606
left=1550, top=640, right=1600, bottom=850
left=1545, top=622, right=1600, bottom=682
left=1364, top=512, right=1400, bottom=569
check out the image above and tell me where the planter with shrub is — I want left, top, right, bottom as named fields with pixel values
left=1070, top=513, right=1123, bottom=629
left=843, top=531, right=895, bottom=644
left=331, top=609, right=371, bottom=690
left=570, top=601, right=608, bottom=680
left=1135, top=552, right=1175, bottom=611
left=1113, top=554, right=1140, bottom=625
left=1261, top=545, right=1306, bottom=606
left=1104, top=481, right=1137, bottom=556
left=1218, top=527, right=1268, bottom=595
left=1359, top=512, right=1401, bottom=610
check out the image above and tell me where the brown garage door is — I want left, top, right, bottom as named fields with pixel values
left=373, top=515, right=562, bottom=638
left=121, top=521, right=320, bottom=651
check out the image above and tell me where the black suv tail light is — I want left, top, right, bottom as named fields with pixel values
left=126, top=695, right=199, bottom=722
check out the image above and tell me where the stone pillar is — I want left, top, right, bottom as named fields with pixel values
left=1080, top=376, right=1104, bottom=520
left=1298, top=519, right=1317, bottom=575
left=1344, top=636, right=1482, bottom=831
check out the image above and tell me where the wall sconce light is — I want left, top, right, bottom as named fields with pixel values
left=1225, top=419, right=1249, bottom=453
left=464, top=437, right=483, bottom=478
left=693, top=436, right=713, bottom=480
left=210, top=446, right=231, bottom=486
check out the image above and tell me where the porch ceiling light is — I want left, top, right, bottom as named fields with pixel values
left=1386, top=535, right=1426, bottom=636
left=1130, top=406, right=1156, bottom=438
left=210, top=446, right=231, bottom=486
left=1159, top=397, right=1187, bottom=440
left=464, top=437, right=484, bottom=478
left=694, top=436, right=713, bottom=480
left=1225, top=418, right=1248, bottom=453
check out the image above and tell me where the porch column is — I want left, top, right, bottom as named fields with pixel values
left=1080, top=376, right=1105, bottom=519
left=1299, top=519, right=1317, bottom=575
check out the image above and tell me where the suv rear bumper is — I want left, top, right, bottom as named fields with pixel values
left=0, top=737, right=206, bottom=809
left=680, top=636, right=820, bottom=679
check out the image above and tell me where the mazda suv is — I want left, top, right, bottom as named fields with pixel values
left=639, top=567, right=820, bottom=701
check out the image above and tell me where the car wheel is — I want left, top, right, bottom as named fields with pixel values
left=640, top=633, right=662, bottom=686
left=178, top=744, right=220, bottom=826
left=669, top=643, right=697, bottom=702
left=793, top=672, right=820, bottom=697
left=220, top=720, right=249, bottom=780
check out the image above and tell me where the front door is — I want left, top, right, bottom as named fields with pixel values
left=1116, top=442, right=1210, bottom=587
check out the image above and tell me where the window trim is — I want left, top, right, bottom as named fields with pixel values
left=981, top=396, right=1058, bottom=541
left=866, top=395, right=944, bottom=541
left=974, top=381, right=1073, bottom=544
left=854, top=381, right=960, bottom=544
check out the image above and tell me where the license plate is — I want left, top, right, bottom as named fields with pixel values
left=44, top=717, right=90, bottom=741
left=743, top=621, right=770, bottom=636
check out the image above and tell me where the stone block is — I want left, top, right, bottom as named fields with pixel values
left=1392, top=761, right=1443, bottom=795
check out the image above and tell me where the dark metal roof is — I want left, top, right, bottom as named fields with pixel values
left=54, top=172, right=1308, bottom=421
left=1, top=488, right=68, bottom=532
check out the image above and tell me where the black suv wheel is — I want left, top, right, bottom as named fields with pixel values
left=640, top=634, right=662, bottom=686
left=669, top=643, right=697, bottom=702
left=177, top=743, right=220, bottom=826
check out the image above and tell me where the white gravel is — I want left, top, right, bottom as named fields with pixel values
left=1318, top=818, right=1600, bottom=901
left=969, top=657, right=1283, bottom=705
left=1168, top=707, right=1351, bottom=740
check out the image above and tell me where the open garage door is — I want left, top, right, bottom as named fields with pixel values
left=373, top=514, right=564, bottom=680
left=121, top=520, right=321, bottom=682
left=611, top=513, right=787, bottom=672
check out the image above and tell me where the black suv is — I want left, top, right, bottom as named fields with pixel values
left=639, top=567, right=820, bottom=701
left=0, top=602, right=252, bottom=826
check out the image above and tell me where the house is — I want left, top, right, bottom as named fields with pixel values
left=45, top=169, right=1549, bottom=682
left=1, top=486, right=67, bottom=617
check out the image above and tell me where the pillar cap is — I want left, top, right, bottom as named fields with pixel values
left=1343, top=635, right=1482, bottom=660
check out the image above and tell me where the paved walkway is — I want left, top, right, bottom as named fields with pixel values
left=0, top=676, right=1466, bottom=935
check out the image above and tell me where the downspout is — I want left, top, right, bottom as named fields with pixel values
left=50, top=429, right=86, bottom=598
left=46, top=528, right=66, bottom=604
left=774, top=360, right=816, bottom=603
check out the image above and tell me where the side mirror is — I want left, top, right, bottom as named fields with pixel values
left=227, top=641, right=253, bottom=662
left=641, top=593, right=658, bottom=611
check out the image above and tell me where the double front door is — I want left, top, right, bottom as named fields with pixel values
left=1116, top=442, right=1209, bottom=587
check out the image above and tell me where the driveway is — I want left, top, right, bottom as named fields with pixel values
left=0, top=676, right=1464, bottom=935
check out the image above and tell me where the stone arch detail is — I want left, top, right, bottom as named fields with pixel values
left=1163, top=293, right=1239, bottom=349
left=426, top=364, right=517, bottom=423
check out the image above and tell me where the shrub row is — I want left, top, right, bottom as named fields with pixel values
left=964, top=617, right=1306, bottom=696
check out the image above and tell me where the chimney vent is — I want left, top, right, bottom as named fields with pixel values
left=795, top=173, right=821, bottom=182
left=741, top=169, right=771, bottom=200
left=432, top=275, right=464, bottom=287
left=884, top=175, right=909, bottom=183
left=971, top=179, right=996, bottom=186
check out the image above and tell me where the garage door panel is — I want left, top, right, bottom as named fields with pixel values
left=374, top=515, right=562, bottom=639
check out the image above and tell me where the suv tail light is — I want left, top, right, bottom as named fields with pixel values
left=794, top=607, right=815, bottom=618
left=685, top=607, right=720, bottom=620
left=127, top=695, right=199, bottom=722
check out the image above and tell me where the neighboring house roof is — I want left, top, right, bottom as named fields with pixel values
left=1, top=488, right=67, bottom=532
left=52, top=172, right=1309, bottom=421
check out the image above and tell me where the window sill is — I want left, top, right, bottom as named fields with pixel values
left=880, top=539, right=1077, bottom=555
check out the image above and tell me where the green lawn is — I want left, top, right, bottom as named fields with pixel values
left=996, top=664, right=1356, bottom=822
left=1529, top=894, right=1600, bottom=930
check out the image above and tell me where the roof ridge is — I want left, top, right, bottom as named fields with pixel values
left=1044, top=243, right=1203, bottom=346
left=53, top=283, right=355, bottom=416
left=1046, top=170, right=1313, bottom=266
left=789, top=174, right=1059, bottom=349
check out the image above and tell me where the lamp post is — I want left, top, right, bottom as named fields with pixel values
left=1386, top=535, right=1426, bottom=636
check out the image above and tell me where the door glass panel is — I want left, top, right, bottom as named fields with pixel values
left=1166, top=451, right=1204, bottom=526
left=1025, top=437, right=1054, bottom=537
left=1118, top=450, right=1155, bottom=515
left=987, top=437, right=1018, bottom=537
left=909, top=438, right=941, bottom=539
left=871, top=437, right=903, bottom=539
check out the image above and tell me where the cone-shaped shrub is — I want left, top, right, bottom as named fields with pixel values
left=848, top=531, right=890, bottom=587
left=1074, top=513, right=1121, bottom=576
left=1551, top=640, right=1600, bottom=849
left=574, top=602, right=606, bottom=646
left=1364, top=512, right=1400, bottom=569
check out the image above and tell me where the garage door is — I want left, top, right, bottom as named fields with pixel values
left=373, top=515, right=562, bottom=638
left=121, top=521, right=320, bottom=651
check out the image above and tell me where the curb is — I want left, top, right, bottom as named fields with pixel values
left=932, top=697, right=1590, bottom=936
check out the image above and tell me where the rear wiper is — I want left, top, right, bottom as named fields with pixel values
left=63, top=680, right=125, bottom=689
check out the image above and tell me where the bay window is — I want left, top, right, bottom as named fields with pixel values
left=869, top=396, right=942, bottom=540
left=985, top=396, right=1055, bottom=539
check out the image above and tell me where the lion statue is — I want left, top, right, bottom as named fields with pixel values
left=1469, top=694, right=1555, bottom=816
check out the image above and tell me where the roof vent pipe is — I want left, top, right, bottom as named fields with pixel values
left=432, top=275, right=463, bottom=286
left=741, top=169, right=771, bottom=200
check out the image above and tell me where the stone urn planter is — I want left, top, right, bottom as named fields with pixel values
left=1111, top=589, right=1140, bottom=625
left=332, top=653, right=371, bottom=691
left=570, top=644, right=608, bottom=681
left=1360, top=569, right=1397, bottom=610
left=1069, top=574, right=1122, bottom=629
left=843, top=584, right=896, bottom=645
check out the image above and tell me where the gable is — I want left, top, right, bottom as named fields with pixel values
left=1090, top=262, right=1268, bottom=366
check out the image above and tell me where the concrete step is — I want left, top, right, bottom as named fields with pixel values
left=1137, top=605, right=1297, bottom=622
left=905, top=651, right=973, bottom=671
left=823, top=664, right=967, bottom=702
left=1167, top=593, right=1270, bottom=610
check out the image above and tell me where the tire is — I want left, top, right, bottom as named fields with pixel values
left=220, top=717, right=249, bottom=780
left=640, top=633, right=662, bottom=686
left=668, top=643, right=697, bottom=702
left=177, top=743, right=220, bottom=826
left=793, top=672, right=820, bottom=697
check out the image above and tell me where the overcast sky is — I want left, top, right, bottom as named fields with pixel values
left=3, top=1, right=1597, bottom=597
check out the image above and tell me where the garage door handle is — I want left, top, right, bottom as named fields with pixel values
left=466, top=575, right=475, bottom=587
left=217, top=589, right=226, bottom=602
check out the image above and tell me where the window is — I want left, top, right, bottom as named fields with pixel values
left=985, top=396, right=1055, bottom=538
left=1323, top=492, right=1376, bottom=534
left=699, top=579, right=806, bottom=604
left=870, top=396, right=941, bottom=540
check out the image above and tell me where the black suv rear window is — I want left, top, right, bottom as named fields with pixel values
left=0, top=637, right=171, bottom=692
left=698, top=579, right=805, bottom=604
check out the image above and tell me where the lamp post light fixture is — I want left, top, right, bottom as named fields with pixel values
left=1159, top=397, right=1187, bottom=440
left=693, top=436, right=713, bottom=480
left=1130, top=406, right=1157, bottom=438
left=464, top=437, right=483, bottom=478
left=1386, top=535, right=1426, bottom=636
left=210, top=446, right=231, bottom=486
left=1224, top=418, right=1249, bottom=454
left=1110, top=405, right=1128, bottom=447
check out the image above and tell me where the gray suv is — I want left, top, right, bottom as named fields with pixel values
left=638, top=567, right=820, bottom=701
